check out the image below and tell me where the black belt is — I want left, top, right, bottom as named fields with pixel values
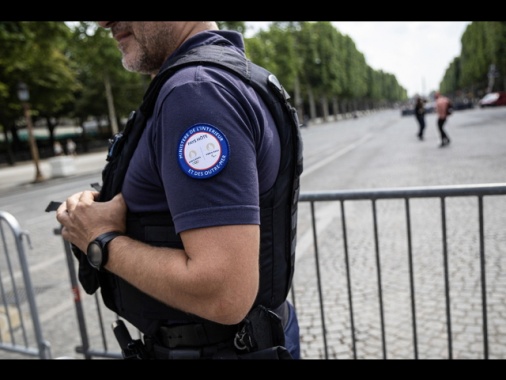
left=158, top=322, right=238, bottom=348
left=155, top=301, right=289, bottom=349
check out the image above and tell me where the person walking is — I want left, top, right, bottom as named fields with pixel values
left=55, top=22, right=302, bottom=360
left=414, top=96, right=426, bottom=140
left=435, top=91, right=452, bottom=147
left=66, top=139, right=77, bottom=156
left=53, top=141, right=63, bottom=156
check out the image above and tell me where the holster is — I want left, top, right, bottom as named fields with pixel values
left=234, top=305, right=292, bottom=359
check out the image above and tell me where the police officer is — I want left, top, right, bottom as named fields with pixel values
left=56, top=22, right=301, bottom=359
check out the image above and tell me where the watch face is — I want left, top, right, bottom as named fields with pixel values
left=87, top=242, right=103, bottom=269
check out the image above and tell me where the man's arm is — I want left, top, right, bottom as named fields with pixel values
left=109, top=224, right=259, bottom=325
left=56, top=191, right=259, bottom=325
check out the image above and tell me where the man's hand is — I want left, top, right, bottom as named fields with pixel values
left=56, top=191, right=127, bottom=252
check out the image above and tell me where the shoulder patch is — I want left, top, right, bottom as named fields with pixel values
left=178, top=123, right=230, bottom=179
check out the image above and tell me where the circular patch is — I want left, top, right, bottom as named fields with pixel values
left=178, top=124, right=230, bottom=179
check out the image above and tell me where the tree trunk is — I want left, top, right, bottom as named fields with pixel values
left=320, top=94, right=329, bottom=123
left=104, top=72, right=119, bottom=136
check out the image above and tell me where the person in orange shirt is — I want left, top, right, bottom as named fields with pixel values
left=434, top=91, right=452, bottom=147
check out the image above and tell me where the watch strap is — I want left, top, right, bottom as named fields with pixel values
left=93, top=231, right=123, bottom=270
left=95, top=231, right=123, bottom=246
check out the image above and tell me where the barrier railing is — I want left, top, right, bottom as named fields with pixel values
left=0, top=211, right=51, bottom=359
left=294, top=182, right=506, bottom=359
left=6, top=182, right=505, bottom=359
left=59, top=182, right=506, bottom=359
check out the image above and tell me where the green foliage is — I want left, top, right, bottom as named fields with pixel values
left=246, top=21, right=407, bottom=116
left=217, top=22, right=246, bottom=34
left=442, top=22, right=506, bottom=97
left=0, top=21, right=78, bottom=131
left=67, top=22, right=148, bottom=124
left=2, top=20, right=503, bottom=158
left=245, top=23, right=300, bottom=91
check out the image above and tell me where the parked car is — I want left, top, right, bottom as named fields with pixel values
left=424, top=101, right=435, bottom=113
left=479, top=91, right=506, bottom=108
left=452, top=99, right=474, bottom=110
left=401, top=105, right=414, bottom=116
left=401, top=99, right=434, bottom=116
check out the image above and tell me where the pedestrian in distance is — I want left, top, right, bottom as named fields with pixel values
left=55, top=21, right=302, bottom=360
left=53, top=141, right=63, bottom=156
left=66, top=139, right=77, bottom=156
left=414, top=96, right=426, bottom=140
left=435, top=91, right=452, bottom=147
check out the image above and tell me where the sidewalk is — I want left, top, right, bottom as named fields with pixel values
left=0, top=150, right=109, bottom=195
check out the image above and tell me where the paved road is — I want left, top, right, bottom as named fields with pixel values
left=0, top=106, right=505, bottom=359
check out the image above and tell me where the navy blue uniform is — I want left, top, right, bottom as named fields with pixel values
left=123, top=31, right=279, bottom=231
left=121, top=30, right=300, bottom=358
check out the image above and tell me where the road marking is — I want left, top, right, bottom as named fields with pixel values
left=301, top=133, right=373, bottom=178
left=296, top=132, right=374, bottom=263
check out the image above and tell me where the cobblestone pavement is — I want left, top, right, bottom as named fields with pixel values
left=1, top=107, right=505, bottom=359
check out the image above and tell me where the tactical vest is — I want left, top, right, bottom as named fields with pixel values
left=78, top=45, right=303, bottom=335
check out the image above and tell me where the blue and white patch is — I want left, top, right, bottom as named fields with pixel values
left=178, top=124, right=229, bottom=179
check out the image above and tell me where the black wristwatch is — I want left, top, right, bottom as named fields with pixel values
left=86, top=231, right=123, bottom=270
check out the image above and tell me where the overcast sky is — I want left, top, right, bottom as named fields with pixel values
left=245, top=21, right=472, bottom=98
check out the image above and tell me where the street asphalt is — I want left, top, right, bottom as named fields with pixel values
left=0, top=149, right=109, bottom=196
left=1, top=107, right=505, bottom=360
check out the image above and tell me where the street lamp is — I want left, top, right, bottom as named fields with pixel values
left=17, top=82, right=44, bottom=183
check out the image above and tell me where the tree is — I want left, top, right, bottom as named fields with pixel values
left=245, top=22, right=303, bottom=118
left=67, top=22, right=148, bottom=142
left=0, top=21, right=78, bottom=165
left=217, top=21, right=246, bottom=34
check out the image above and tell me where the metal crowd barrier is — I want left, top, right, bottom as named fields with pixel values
left=0, top=211, right=51, bottom=359
left=295, top=182, right=506, bottom=359
left=11, top=182, right=506, bottom=359
left=55, top=225, right=139, bottom=360
left=55, top=183, right=506, bottom=359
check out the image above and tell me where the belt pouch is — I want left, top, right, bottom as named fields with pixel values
left=237, top=305, right=285, bottom=351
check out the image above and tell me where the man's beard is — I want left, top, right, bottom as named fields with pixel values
left=121, top=25, right=173, bottom=75
left=122, top=49, right=153, bottom=74
left=121, top=45, right=163, bottom=75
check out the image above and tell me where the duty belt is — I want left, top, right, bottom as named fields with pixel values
left=156, top=301, right=289, bottom=349
left=130, top=301, right=291, bottom=359
left=158, top=322, right=238, bottom=348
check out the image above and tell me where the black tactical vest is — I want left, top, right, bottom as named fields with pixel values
left=78, top=45, right=303, bottom=335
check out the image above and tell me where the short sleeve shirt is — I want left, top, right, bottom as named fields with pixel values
left=121, top=30, right=281, bottom=234
left=436, top=96, right=450, bottom=118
